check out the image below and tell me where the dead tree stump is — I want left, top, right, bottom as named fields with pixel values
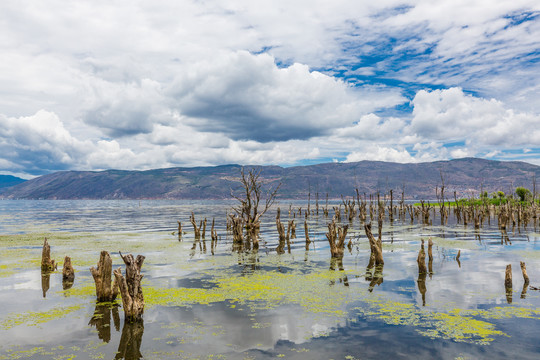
left=417, top=240, right=427, bottom=274
left=41, top=238, right=57, bottom=271
left=326, top=218, right=348, bottom=259
left=505, top=264, right=513, bottom=303
left=304, top=220, right=311, bottom=250
left=90, top=251, right=118, bottom=302
left=520, top=261, right=529, bottom=284
left=114, top=252, right=145, bottom=322
left=364, top=223, right=384, bottom=266
left=62, top=256, right=75, bottom=282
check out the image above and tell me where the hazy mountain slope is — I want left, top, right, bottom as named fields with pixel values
left=2, top=158, right=539, bottom=200
left=0, top=175, right=26, bottom=193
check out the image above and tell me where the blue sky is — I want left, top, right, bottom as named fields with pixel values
left=0, top=0, right=539, bottom=178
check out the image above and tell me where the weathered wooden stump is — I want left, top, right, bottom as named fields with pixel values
left=521, top=261, right=530, bottom=299
left=364, top=223, right=384, bottom=266
left=427, top=238, right=434, bottom=278
left=114, top=252, right=145, bottom=322
left=41, top=238, right=57, bottom=272
left=326, top=218, right=348, bottom=259
left=505, top=264, right=513, bottom=303
left=62, top=256, right=75, bottom=282
left=417, top=240, right=427, bottom=275
left=90, top=251, right=118, bottom=302
left=304, top=220, right=311, bottom=250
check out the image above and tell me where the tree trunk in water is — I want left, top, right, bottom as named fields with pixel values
left=62, top=256, right=75, bottom=290
left=90, top=251, right=118, bottom=302
left=505, top=264, right=513, bottom=304
left=364, top=223, right=384, bottom=265
left=41, top=238, right=56, bottom=272
left=114, top=252, right=145, bottom=322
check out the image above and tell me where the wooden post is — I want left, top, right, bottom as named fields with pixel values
left=62, top=256, right=75, bottom=282
left=114, top=252, right=145, bottom=322
left=177, top=221, right=182, bottom=241
left=90, top=251, right=118, bottom=302
left=41, top=238, right=57, bottom=271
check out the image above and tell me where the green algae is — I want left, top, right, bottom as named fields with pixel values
left=0, top=304, right=85, bottom=331
left=145, top=268, right=358, bottom=316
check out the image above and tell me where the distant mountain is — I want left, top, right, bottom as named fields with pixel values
left=1, top=158, right=539, bottom=200
left=0, top=175, right=26, bottom=193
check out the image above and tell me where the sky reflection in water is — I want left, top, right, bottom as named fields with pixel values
left=0, top=200, right=540, bottom=359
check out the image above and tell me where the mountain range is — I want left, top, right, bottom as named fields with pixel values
left=1, top=158, right=539, bottom=200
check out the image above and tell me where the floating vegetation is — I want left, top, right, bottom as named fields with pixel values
left=0, top=304, right=85, bottom=331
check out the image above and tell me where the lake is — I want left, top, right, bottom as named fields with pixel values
left=1, top=199, right=540, bottom=359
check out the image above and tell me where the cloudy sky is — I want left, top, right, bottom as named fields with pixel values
left=1, top=0, right=539, bottom=178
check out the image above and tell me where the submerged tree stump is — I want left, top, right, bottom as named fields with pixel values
left=114, top=252, right=145, bottom=322
left=90, top=251, right=118, bottom=302
left=304, top=220, right=311, bottom=250
left=505, top=264, right=513, bottom=303
left=62, top=256, right=75, bottom=283
left=364, top=223, right=384, bottom=266
left=326, top=218, right=348, bottom=259
left=41, top=238, right=57, bottom=271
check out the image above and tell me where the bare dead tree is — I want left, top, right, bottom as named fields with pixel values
left=231, top=167, right=281, bottom=249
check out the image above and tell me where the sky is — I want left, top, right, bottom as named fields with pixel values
left=0, top=0, right=539, bottom=179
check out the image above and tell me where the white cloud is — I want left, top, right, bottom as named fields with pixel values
left=0, top=1, right=539, bottom=176
left=410, top=87, right=540, bottom=147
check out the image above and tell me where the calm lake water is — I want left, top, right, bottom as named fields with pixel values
left=1, top=200, right=540, bottom=359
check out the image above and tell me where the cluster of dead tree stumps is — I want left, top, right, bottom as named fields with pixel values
left=40, top=239, right=145, bottom=324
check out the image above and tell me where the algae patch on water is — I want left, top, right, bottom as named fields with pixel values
left=0, top=304, right=85, bottom=331
left=145, top=268, right=359, bottom=316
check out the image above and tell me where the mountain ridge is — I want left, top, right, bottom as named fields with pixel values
left=2, top=158, right=539, bottom=200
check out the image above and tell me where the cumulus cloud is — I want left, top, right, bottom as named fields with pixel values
left=0, top=1, right=539, bottom=177
left=410, top=87, right=540, bottom=146
left=168, top=51, right=405, bottom=142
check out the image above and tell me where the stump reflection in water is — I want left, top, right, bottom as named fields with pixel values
left=115, top=320, right=144, bottom=360
left=89, top=303, right=121, bottom=343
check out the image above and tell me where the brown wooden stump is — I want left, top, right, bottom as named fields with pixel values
left=90, top=251, right=118, bottom=302
left=364, top=223, right=384, bottom=266
left=326, top=218, right=348, bottom=259
left=304, top=220, right=311, bottom=250
left=114, top=252, right=145, bottom=322
left=62, top=256, right=75, bottom=282
left=521, top=261, right=530, bottom=299
left=505, top=264, right=512, bottom=304
left=427, top=238, right=434, bottom=278
left=417, top=240, right=427, bottom=275
left=41, top=238, right=56, bottom=272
